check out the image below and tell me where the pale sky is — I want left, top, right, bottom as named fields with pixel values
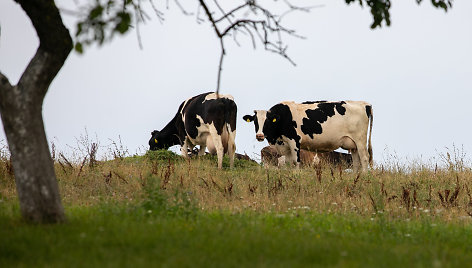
left=1, top=1, right=471, bottom=165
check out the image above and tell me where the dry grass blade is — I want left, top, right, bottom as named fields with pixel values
left=402, top=187, right=411, bottom=212
left=77, top=155, right=88, bottom=178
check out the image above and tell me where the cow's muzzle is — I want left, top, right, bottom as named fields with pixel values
left=256, top=134, right=265, bottom=141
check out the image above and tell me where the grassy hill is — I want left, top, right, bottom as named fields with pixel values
left=1, top=149, right=472, bottom=266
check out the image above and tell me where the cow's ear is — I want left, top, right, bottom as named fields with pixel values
left=151, top=130, right=159, bottom=136
left=243, top=115, right=254, bottom=123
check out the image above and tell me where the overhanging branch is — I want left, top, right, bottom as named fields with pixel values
left=197, top=0, right=305, bottom=94
left=15, top=0, right=72, bottom=100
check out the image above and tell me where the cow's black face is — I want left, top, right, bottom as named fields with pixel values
left=149, top=130, right=169, bottom=151
left=262, top=112, right=280, bottom=144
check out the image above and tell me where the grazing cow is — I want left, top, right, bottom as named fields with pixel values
left=261, top=145, right=352, bottom=168
left=149, top=92, right=237, bottom=168
left=244, top=100, right=373, bottom=171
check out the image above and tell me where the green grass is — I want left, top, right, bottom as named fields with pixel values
left=2, top=147, right=472, bottom=267
left=1, top=187, right=472, bottom=267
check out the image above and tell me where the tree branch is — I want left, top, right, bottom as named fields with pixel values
left=15, top=0, right=73, bottom=101
left=197, top=0, right=304, bottom=93
left=198, top=0, right=222, bottom=37
left=216, top=38, right=225, bottom=95
left=214, top=3, right=247, bottom=23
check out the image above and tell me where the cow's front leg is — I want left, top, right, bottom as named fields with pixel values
left=282, top=138, right=300, bottom=168
left=181, top=138, right=193, bottom=158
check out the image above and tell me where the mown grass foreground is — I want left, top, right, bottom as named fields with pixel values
left=1, top=149, right=472, bottom=267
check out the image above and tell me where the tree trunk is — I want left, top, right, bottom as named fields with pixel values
left=0, top=0, right=72, bottom=223
left=0, top=86, right=65, bottom=223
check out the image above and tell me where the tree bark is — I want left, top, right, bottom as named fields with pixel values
left=0, top=0, right=72, bottom=223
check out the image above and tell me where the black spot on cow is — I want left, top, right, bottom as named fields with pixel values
left=301, top=101, right=346, bottom=138
left=365, top=105, right=372, bottom=118
left=335, top=101, right=346, bottom=115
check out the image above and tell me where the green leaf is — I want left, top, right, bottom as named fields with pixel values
left=76, top=22, right=83, bottom=37
left=74, top=42, right=84, bottom=54
left=89, top=5, right=104, bottom=20
left=115, top=12, right=131, bottom=34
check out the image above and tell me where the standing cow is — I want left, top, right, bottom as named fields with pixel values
left=149, top=92, right=237, bottom=168
left=244, top=100, right=373, bottom=171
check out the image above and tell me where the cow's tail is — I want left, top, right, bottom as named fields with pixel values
left=367, top=105, right=373, bottom=167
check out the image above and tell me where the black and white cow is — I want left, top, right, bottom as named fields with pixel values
left=149, top=92, right=237, bottom=168
left=243, top=101, right=373, bottom=171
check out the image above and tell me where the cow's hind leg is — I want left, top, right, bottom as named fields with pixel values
left=209, top=126, right=224, bottom=169
left=350, top=149, right=361, bottom=173
left=348, top=136, right=369, bottom=172
left=356, top=145, right=370, bottom=172
left=227, top=124, right=236, bottom=168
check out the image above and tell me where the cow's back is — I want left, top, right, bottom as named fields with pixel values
left=282, top=101, right=371, bottom=152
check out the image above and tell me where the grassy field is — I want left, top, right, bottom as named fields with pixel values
left=1, top=146, right=472, bottom=267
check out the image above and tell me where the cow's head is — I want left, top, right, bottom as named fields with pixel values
left=243, top=110, right=268, bottom=141
left=262, top=111, right=280, bottom=144
left=148, top=130, right=169, bottom=151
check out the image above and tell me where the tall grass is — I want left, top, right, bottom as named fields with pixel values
left=1, top=138, right=472, bottom=223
